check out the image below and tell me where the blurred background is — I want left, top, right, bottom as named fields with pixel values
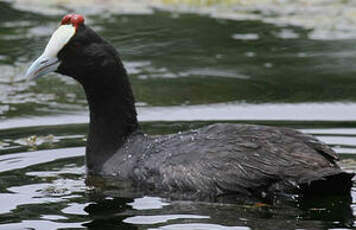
left=2, top=0, right=356, bottom=122
left=0, top=1, right=355, bottom=230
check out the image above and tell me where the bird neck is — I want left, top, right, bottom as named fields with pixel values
left=79, top=63, right=139, bottom=173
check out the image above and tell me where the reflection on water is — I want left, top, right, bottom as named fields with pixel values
left=0, top=1, right=355, bottom=230
left=0, top=121, right=355, bottom=230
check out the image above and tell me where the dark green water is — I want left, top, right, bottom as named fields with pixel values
left=0, top=1, right=355, bottom=230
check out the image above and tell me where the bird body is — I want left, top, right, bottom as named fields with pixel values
left=25, top=14, right=354, bottom=198
left=99, top=123, right=350, bottom=197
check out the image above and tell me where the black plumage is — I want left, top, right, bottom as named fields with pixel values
left=35, top=17, right=354, bottom=198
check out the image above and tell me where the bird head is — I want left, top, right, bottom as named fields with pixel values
left=25, top=14, right=105, bottom=81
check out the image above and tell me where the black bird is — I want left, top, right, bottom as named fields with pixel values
left=25, top=14, right=354, bottom=198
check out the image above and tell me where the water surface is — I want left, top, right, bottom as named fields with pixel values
left=0, top=1, right=355, bottom=229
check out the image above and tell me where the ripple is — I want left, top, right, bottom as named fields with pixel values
left=152, top=1, right=356, bottom=41
left=273, top=29, right=299, bottom=39
left=128, top=196, right=170, bottom=210
left=317, top=136, right=356, bottom=147
left=302, top=128, right=356, bottom=135
left=10, top=0, right=356, bottom=41
left=26, top=164, right=85, bottom=177
left=61, top=203, right=90, bottom=215
left=0, top=183, right=63, bottom=214
left=180, top=68, right=250, bottom=79
left=2, top=102, right=356, bottom=130
left=0, top=147, right=84, bottom=173
left=136, top=102, right=356, bottom=122
left=334, top=147, right=356, bottom=155
left=10, top=0, right=154, bottom=15
left=232, top=33, right=259, bottom=40
left=124, top=214, right=209, bottom=224
left=41, top=215, right=68, bottom=220
left=148, top=223, right=251, bottom=230
left=0, top=220, right=85, bottom=230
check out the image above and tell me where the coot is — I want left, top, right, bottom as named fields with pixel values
left=25, top=14, right=354, bottom=198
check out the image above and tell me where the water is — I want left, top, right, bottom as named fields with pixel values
left=0, top=1, right=356, bottom=229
